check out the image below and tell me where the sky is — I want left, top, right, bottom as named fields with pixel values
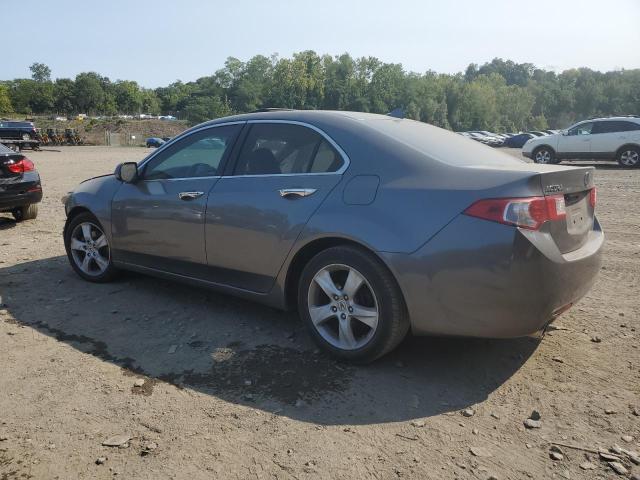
left=3, top=0, right=639, bottom=88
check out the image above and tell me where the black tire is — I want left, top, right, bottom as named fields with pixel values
left=64, top=212, right=119, bottom=283
left=616, top=146, right=640, bottom=168
left=532, top=146, right=557, bottom=164
left=12, top=204, right=38, bottom=221
left=298, top=245, right=409, bottom=363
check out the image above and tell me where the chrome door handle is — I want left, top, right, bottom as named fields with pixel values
left=178, top=191, right=204, bottom=200
left=279, top=188, right=317, bottom=198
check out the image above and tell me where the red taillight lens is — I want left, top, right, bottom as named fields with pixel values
left=589, top=187, right=597, bottom=208
left=6, top=158, right=35, bottom=173
left=464, top=195, right=566, bottom=230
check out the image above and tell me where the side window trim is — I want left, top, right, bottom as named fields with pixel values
left=137, top=121, right=246, bottom=178
left=223, top=120, right=350, bottom=178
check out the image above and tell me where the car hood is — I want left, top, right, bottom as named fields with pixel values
left=524, top=133, right=561, bottom=148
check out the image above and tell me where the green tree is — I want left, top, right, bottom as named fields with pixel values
left=29, top=63, right=51, bottom=83
left=0, top=84, right=13, bottom=114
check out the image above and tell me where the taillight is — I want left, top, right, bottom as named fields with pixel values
left=589, top=187, right=597, bottom=208
left=6, top=158, right=35, bottom=173
left=464, top=194, right=566, bottom=230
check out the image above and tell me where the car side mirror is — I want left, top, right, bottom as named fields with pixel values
left=115, top=162, right=139, bottom=183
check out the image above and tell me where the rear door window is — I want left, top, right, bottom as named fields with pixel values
left=234, top=123, right=344, bottom=175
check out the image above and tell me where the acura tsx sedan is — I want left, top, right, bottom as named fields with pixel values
left=63, top=110, right=603, bottom=363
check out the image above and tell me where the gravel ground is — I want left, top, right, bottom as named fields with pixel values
left=0, top=146, right=638, bottom=480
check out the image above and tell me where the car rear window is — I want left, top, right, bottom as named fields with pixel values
left=361, top=118, right=524, bottom=166
left=0, top=143, right=14, bottom=154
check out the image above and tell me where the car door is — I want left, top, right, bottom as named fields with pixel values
left=205, top=121, right=348, bottom=292
left=589, top=121, right=618, bottom=156
left=557, top=121, right=593, bottom=156
left=111, top=123, right=243, bottom=275
left=591, top=120, right=640, bottom=156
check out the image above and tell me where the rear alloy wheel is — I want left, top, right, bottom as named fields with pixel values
left=298, top=246, right=409, bottom=363
left=617, top=147, right=640, bottom=168
left=12, top=204, right=38, bottom=222
left=533, top=147, right=556, bottom=164
left=64, top=212, right=118, bottom=282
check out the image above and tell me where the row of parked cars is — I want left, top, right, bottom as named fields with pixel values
left=458, top=130, right=560, bottom=148
left=458, top=116, right=640, bottom=167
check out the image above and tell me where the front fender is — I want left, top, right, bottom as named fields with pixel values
left=64, top=175, right=122, bottom=243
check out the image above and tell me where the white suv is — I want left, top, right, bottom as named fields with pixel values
left=522, top=116, right=640, bottom=167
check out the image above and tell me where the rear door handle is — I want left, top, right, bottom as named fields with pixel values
left=178, top=191, right=204, bottom=200
left=279, top=188, right=317, bottom=198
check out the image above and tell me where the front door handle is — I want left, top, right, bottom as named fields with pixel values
left=178, top=191, right=204, bottom=200
left=279, top=188, right=317, bottom=198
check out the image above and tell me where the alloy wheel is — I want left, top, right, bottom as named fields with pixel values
left=307, top=264, right=379, bottom=350
left=620, top=150, right=639, bottom=167
left=69, top=222, right=110, bottom=276
left=535, top=149, right=552, bottom=163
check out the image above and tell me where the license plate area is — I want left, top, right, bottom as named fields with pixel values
left=564, top=192, right=590, bottom=235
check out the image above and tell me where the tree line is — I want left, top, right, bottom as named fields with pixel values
left=1, top=53, right=639, bottom=131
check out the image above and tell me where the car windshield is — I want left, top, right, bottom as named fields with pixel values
left=363, top=118, right=524, bottom=166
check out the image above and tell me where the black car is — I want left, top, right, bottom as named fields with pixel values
left=0, top=143, right=42, bottom=221
left=0, top=120, right=38, bottom=141
left=502, top=133, right=535, bottom=148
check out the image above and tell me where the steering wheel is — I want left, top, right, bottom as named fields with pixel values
left=187, top=163, right=216, bottom=177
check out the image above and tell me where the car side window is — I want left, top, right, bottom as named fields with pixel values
left=568, top=122, right=593, bottom=136
left=613, top=121, right=640, bottom=132
left=143, top=125, right=241, bottom=180
left=234, top=123, right=343, bottom=175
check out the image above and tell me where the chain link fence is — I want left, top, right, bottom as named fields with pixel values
left=105, top=131, right=146, bottom=147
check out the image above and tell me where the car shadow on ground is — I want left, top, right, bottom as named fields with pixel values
left=0, top=256, right=540, bottom=425
left=0, top=217, right=17, bottom=230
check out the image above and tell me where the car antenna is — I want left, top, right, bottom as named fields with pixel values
left=387, top=108, right=405, bottom=119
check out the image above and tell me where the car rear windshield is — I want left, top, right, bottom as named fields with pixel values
left=362, top=118, right=524, bottom=167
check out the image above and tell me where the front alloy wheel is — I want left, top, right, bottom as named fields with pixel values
left=64, top=212, right=118, bottom=282
left=533, top=147, right=555, bottom=164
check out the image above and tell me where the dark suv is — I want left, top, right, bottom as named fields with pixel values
left=0, top=120, right=38, bottom=141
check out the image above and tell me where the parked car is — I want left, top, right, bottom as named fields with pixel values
left=0, top=143, right=42, bottom=221
left=522, top=116, right=640, bottom=167
left=0, top=120, right=38, bottom=141
left=527, top=131, right=548, bottom=137
left=145, top=137, right=165, bottom=148
left=502, top=133, right=535, bottom=148
left=63, top=111, right=603, bottom=362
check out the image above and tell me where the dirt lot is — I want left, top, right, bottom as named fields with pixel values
left=0, top=146, right=638, bottom=480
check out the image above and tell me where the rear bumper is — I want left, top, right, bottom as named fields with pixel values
left=382, top=215, right=603, bottom=338
left=0, top=184, right=42, bottom=211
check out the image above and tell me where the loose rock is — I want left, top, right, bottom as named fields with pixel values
left=133, top=379, right=145, bottom=387
left=95, top=457, right=107, bottom=465
left=410, top=420, right=425, bottom=428
left=599, top=451, right=620, bottom=461
left=140, top=441, right=158, bottom=456
left=529, top=410, right=541, bottom=421
left=579, top=461, right=597, bottom=470
left=470, top=446, right=492, bottom=457
left=523, top=419, right=541, bottom=429
left=604, top=408, right=617, bottom=414
left=102, top=434, right=131, bottom=447
left=550, top=452, right=563, bottom=461
left=552, top=356, right=564, bottom=363
left=462, top=408, right=475, bottom=417
left=621, top=435, right=633, bottom=443
left=591, top=336, right=602, bottom=343
left=608, top=461, right=627, bottom=475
